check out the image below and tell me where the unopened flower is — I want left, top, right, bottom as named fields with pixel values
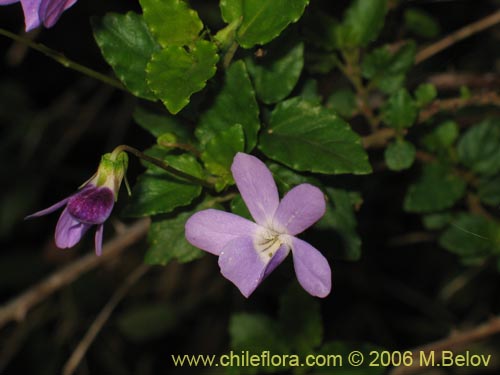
left=185, top=152, right=331, bottom=298
left=26, top=151, right=128, bottom=256
left=0, top=0, right=78, bottom=31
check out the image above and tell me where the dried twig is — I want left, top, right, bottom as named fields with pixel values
left=416, top=9, right=500, bottom=64
left=427, top=72, right=500, bottom=91
left=0, top=218, right=150, bottom=329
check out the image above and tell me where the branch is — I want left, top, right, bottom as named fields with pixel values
left=389, top=315, right=500, bottom=375
left=0, top=218, right=150, bottom=330
left=427, top=72, right=500, bottom=91
left=416, top=9, right=500, bottom=64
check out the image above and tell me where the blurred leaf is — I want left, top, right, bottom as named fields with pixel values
left=300, top=79, right=322, bottom=105
left=133, top=106, right=189, bottom=139
left=117, top=303, right=177, bottom=341
left=302, top=9, right=339, bottom=51
left=259, top=98, right=372, bottom=174
left=404, top=163, right=466, bottom=213
left=336, top=0, right=388, bottom=48
left=384, top=139, right=416, bottom=171
left=220, top=0, right=310, bottom=48
left=326, top=88, right=357, bottom=118
left=245, top=40, right=304, bottom=104
left=123, top=153, right=203, bottom=216
left=140, top=0, right=203, bottom=47
left=422, top=212, right=453, bottom=230
left=196, top=60, right=260, bottom=151
left=230, top=195, right=252, bottom=221
left=382, top=88, right=418, bottom=129
left=404, top=8, right=440, bottom=39
left=201, top=124, right=245, bottom=191
left=478, top=176, right=500, bottom=206
left=92, top=12, right=159, bottom=100
left=457, top=118, right=500, bottom=176
left=414, top=83, right=437, bottom=107
left=422, top=120, right=459, bottom=152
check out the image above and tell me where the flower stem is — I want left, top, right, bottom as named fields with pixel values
left=113, top=145, right=214, bottom=188
left=0, top=27, right=125, bottom=91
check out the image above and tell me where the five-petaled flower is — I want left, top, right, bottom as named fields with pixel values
left=25, top=151, right=128, bottom=256
left=0, top=0, right=78, bottom=31
left=185, top=152, right=332, bottom=298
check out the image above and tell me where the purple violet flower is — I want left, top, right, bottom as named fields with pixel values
left=185, top=152, right=332, bottom=298
left=25, top=151, right=128, bottom=256
left=0, top=0, right=78, bottom=31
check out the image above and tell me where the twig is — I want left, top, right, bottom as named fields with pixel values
left=362, top=128, right=397, bottom=149
left=389, top=315, right=500, bottom=375
left=62, top=264, right=150, bottom=375
left=427, top=72, right=500, bottom=91
left=0, top=218, right=150, bottom=329
left=416, top=9, right=500, bottom=64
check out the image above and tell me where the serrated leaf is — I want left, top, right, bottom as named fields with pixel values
left=414, top=83, right=437, bottom=107
left=336, top=0, right=387, bottom=48
left=117, top=303, right=177, bottom=341
left=146, top=40, right=219, bottom=114
left=404, top=8, right=440, bottom=39
left=439, top=214, right=500, bottom=262
left=201, top=124, right=245, bottom=191
left=404, top=163, right=466, bottom=213
left=478, top=176, right=500, bottom=206
left=326, top=88, right=357, bottom=118
left=220, top=0, right=310, bottom=48
left=422, top=120, right=459, bottom=152
left=382, top=88, right=418, bottom=129
left=457, top=118, right=500, bottom=176
left=259, top=97, right=371, bottom=175
left=384, top=139, right=416, bottom=171
left=133, top=106, right=189, bottom=139
left=245, top=40, right=304, bottom=104
left=123, top=153, right=203, bottom=217
left=92, top=12, right=160, bottom=100
left=196, top=60, right=259, bottom=151
left=140, top=0, right=203, bottom=47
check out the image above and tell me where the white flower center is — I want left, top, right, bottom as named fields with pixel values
left=254, top=226, right=289, bottom=262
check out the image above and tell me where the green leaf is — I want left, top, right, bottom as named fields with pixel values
left=382, top=88, right=418, bottom=129
left=336, top=0, right=388, bottom=48
left=384, top=139, right=416, bottom=171
left=245, top=40, right=304, bottom=104
left=201, top=124, right=245, bottom=191
left=404, top=8, right=440, bottom=39
left=478, top=176, right=500, bottom=206
left=220, top=0, right=310, bottom=48
left=146, top=40, right=219, bottom=114
left=422, top=120, right=459, bottom=152
left=230, top=195, right=252, bottom=221
left=414, top=83, right=437, bottom=107
left=422, top=212, right=452, bottom=230
left=362, top=42, right=416, bottom=94
left=439, top=214, right=500, bottom=262
left=92, top=12, right=160, bottom=100
left=259, top=98, right=371, bottom=175
left=133, top=106, right=189, bottom=139
left=302, top=9, right=340, bottom=51
left=196, top=60, right=259, bottom=151
left=117, top=303, right=177, bottom=341
left=268, top=163, right=320, bottom=193
left=123, top=153, right=203, bottom=217
left=278, top=284, right=322, bottom=355
left=457, top=118, right=500, bottom=176
left=140, top=0, right=203, bottom=47
left=326, top=88, right=357, bottom=118
left=300, top=79, right=322, bottom=105
left=404, top=163, right=466, bottom=213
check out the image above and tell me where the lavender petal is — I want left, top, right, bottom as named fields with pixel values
left=39, top=0, right=77, bottom=28
left=20, top=0, right=43, bottom=31
left=0, top=1, right=19, bottom=5
left=54, top=207, right=91, bottom=248
left=263, top=244, right=290, bottom=279
left=290, top=236, right=331, bottom=298
left=218, top=236, right=267, bottom=298
left=95, top=224, right=104, bottom=256
left=24, top=196, right=70, bottom=220
left=67, top=186, right=114, bottom=224
left=185, top=209, right=259, bottom=255
left=231, top=152, right=279, bottom=226
left=273, top=184, right=326, bottom=235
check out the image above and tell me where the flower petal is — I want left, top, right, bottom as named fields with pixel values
left=54, top=207, right=91, bottom=249
left=39, top=0, right=77, bottom=28
left=218, top=236, right=270, bottom=298
left=231, top=152, right=279, bottom=226
left=273, top=184, right=326, bottom=235
left=20, top=0, right=42, bottom=31
left=185, top=209, right=260, bottom=255
left=24, top=196, right=70, bottom=220
left=67, top=186, right=114, bottom=224
left=0, top=1, right=19, bottom=5
left=263, top=244, right=290, bottom=278
left=290, top=236, right=331, bottom=298
left=95, top=224, right=104, bottom=256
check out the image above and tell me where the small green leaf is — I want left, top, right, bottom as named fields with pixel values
left=439, top=214, right=500, bottom=262
left=245, top=40, right=304, bottom=104
left=220, top=0, right=310, bottom=48
left=117, top=303, right=177, bottom=341
left=196, top=60, right=259, bottom=151
left=422, top=120, right=459, bottom=152
left=457, top=118, right=500, bottom=176
left=146, top=40, right=219, bottom=114
left=478, top=176, right=500, bottom=206
left=384, top=139, right=416, bottom=171
left=422, top=212, right=452, bottom=230
left=414, top=83, right=437, bottom=107
left=133, top=106, right=189, bottom=139
left=300, top=79, right=322, bottom=105
left=302, top=9, right=340, bottom=51
left=123, top=153, right=203, bottom=217
left=140, top=0, right=203, bottom=47
left=230, top=195, right=252, bottom=221
left=404, top=8, right=440, bottom=39
left=404, top=163, right=466, bottom=213
left=92, top=12, right=160, bottom=100
left=326, top=88, right=357, bottom=118
left=382, top=88, right=418, bottom=129
left=201, top=124, right=245, bottom=191
left=259, top=98, right=371, bottom=175
left=336, top=0, right=388, bottom=48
